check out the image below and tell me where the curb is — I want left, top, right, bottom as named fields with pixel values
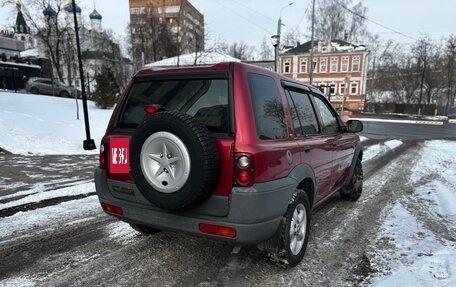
left=449, top=119, right=456, bottom=124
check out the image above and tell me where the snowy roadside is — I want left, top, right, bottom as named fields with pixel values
left=368, top=140, right=456, bottom=286
left=0, top=92, right=112, bottom=155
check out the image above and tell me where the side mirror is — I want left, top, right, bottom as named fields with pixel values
left=346, top=119, right=363, bottom=133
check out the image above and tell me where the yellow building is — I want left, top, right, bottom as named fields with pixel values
left=280, top=40, right=369, bottom=111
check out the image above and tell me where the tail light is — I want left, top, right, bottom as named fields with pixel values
left=199, top=223, right=237, bottom=238
left=101, top=203, right=123, bottom=215
left=99, top=139, right=109, bottom=169
left=233, top=153, right=254, bottom=187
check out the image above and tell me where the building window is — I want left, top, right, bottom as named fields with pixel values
left=330, top=83, right=336, bottom=95
left=350, top=82, right=358, bottom=95
left=341, top=56, right=349, bottom=72
left=340, top=83, right=345, bottom=95
left=299, top=58, right=307, bottom=73
left=318, top=83, right=327, bottom=95
left=352, top=57, right=360, bottom=72
left=320, top=58, right=327, bottom=73
left=312, top=59, right=317, bottom=72
left=330, top=57, right=338, bottom=72
left=283, top=60, right=291, bottom=74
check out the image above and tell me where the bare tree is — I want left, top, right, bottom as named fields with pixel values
left=309, top=0, right=369, bottom=42
left=443, top=35, right=456, bottom=113
left=14, top=0, right=71, bottom=82
left=221, top=41, right=254, bottom=61
left=281, top=28, right=305, bottom=49
left=258, top=37, right=273, bottom=61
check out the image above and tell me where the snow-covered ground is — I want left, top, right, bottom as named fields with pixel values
left=1, top=91, right=456, bottom=286
left=0, top=91, right=113, bottom=155
left=370, top=140, right=456, bottom=286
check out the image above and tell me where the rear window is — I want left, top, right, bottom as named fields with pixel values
left=117, top=78, right=229, bottom=133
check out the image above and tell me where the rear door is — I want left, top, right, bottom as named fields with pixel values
left=246, top=73, right=301, bottom=183
left=283, top=86, right=333, bottom=203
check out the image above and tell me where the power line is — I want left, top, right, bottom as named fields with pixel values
left=340, top=4, right=418, bottom=42
left=231, top=0, right=276, bottom=24
left=212, top=0, right=273, bottom=36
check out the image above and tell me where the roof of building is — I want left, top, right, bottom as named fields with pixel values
left=67, top=3, right=82, bottom=13
left=282, top=39, right=367, bottom=55
left=43, top=4, right=57, bottom=17
left=15, top=10, right=28, bottom=34
left=146, top=52, right=241, bottom=67
left=89, top=9, right=102, bottom=20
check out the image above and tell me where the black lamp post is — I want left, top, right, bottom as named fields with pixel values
left=71, top=0, right=96, bottom=150
left=271, top=35, right=279, bottom=72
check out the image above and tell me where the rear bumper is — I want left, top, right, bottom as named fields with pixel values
left=95, top=168, right=296, bottom=244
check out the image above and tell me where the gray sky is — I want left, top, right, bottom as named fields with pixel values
left=1, top=0, right=455, bottom=49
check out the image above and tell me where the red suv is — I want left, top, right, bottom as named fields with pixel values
left=95, top=62, right=364, bottom=267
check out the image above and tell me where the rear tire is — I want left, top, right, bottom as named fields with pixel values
left=30, top=87, right=39, bottom=94
left=60, top=91, right=70, bottom=98
left=268, top=189, right=311, bottom=268
left=340, top=157, right=363, bottom=201
left=129, top=223, right=161, bottom=235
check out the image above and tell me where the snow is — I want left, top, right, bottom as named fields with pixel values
left=0, top=91, right=113, bottom=155
left=371, top=203, right=456, bottom=287
left=0, top=195, right=100, bottom=244
left=1, top=90, right=456, bottom=286
left=363, top=139, right=403, bottom=162
left=0, top=181, right=94, bottom=210
left=145, top=52, right=241, bottom=67
left=370, top=140, right=456, bottom=286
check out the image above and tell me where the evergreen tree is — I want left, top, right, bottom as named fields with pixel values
left=92, top=67, right=120, bottom=109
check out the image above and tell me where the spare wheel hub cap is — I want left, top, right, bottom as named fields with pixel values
left=140, top=131, right=191, bottom=193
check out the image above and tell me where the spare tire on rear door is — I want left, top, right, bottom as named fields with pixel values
left=130, top=111, right=219, bottom=210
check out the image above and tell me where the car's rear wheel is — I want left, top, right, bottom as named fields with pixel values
left=268, top=189, right=311, bottom=268
left=30, top=87, right=39, bottom=94
left=129, top=223, right=161, bottom=235
left=340, top=157, right=363, bottom=201
left=130, top=111, right=219, bottom=211
left=60, top=91, right=70, bottom=98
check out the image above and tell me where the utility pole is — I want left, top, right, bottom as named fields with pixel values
left=273, top=3, right=294, bottom=73
left=309, top=0, right=316, bottom=85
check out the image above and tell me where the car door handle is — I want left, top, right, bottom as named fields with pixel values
left=304, top=146, right=312, bottom=153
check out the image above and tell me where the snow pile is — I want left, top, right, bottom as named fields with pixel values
left=0, top=92, right=113, bottom=155
left=363, top=139, right=403, bottom=162
left=372, top=203, right=456, bottom=286
left=370, top=140, right=456, bottom=286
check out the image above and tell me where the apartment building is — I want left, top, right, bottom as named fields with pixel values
left=280, top=40, right=369, bottom=111
left=129, top=0, right=204, bottom=70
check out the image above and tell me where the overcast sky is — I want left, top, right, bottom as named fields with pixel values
left=1, top=0, right=455, bottom=49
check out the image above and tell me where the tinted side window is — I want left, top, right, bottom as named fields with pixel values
left=285, top=88, right=319, bottom=136
left=248, top=73, right=286, bottom=140
left=313, top=94, right=340, bottom=134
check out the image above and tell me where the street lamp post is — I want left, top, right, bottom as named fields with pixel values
left=271, top=2, right=294, bottom=74
left=71, top=0, right=96, bottom=150
left=271, top=35, right=279, bottom=72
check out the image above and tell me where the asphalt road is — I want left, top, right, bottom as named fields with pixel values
left=359, top=119, right=456, bottom=140
left=0, top=120, right=454, bottom=286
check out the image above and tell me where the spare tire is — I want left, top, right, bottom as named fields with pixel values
left=130, top=111, right=219, bottom=210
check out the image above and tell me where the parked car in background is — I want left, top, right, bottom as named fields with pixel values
left=25, top=77, right=81, bottom=98
left=448, top=106, right=456, bottom=120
